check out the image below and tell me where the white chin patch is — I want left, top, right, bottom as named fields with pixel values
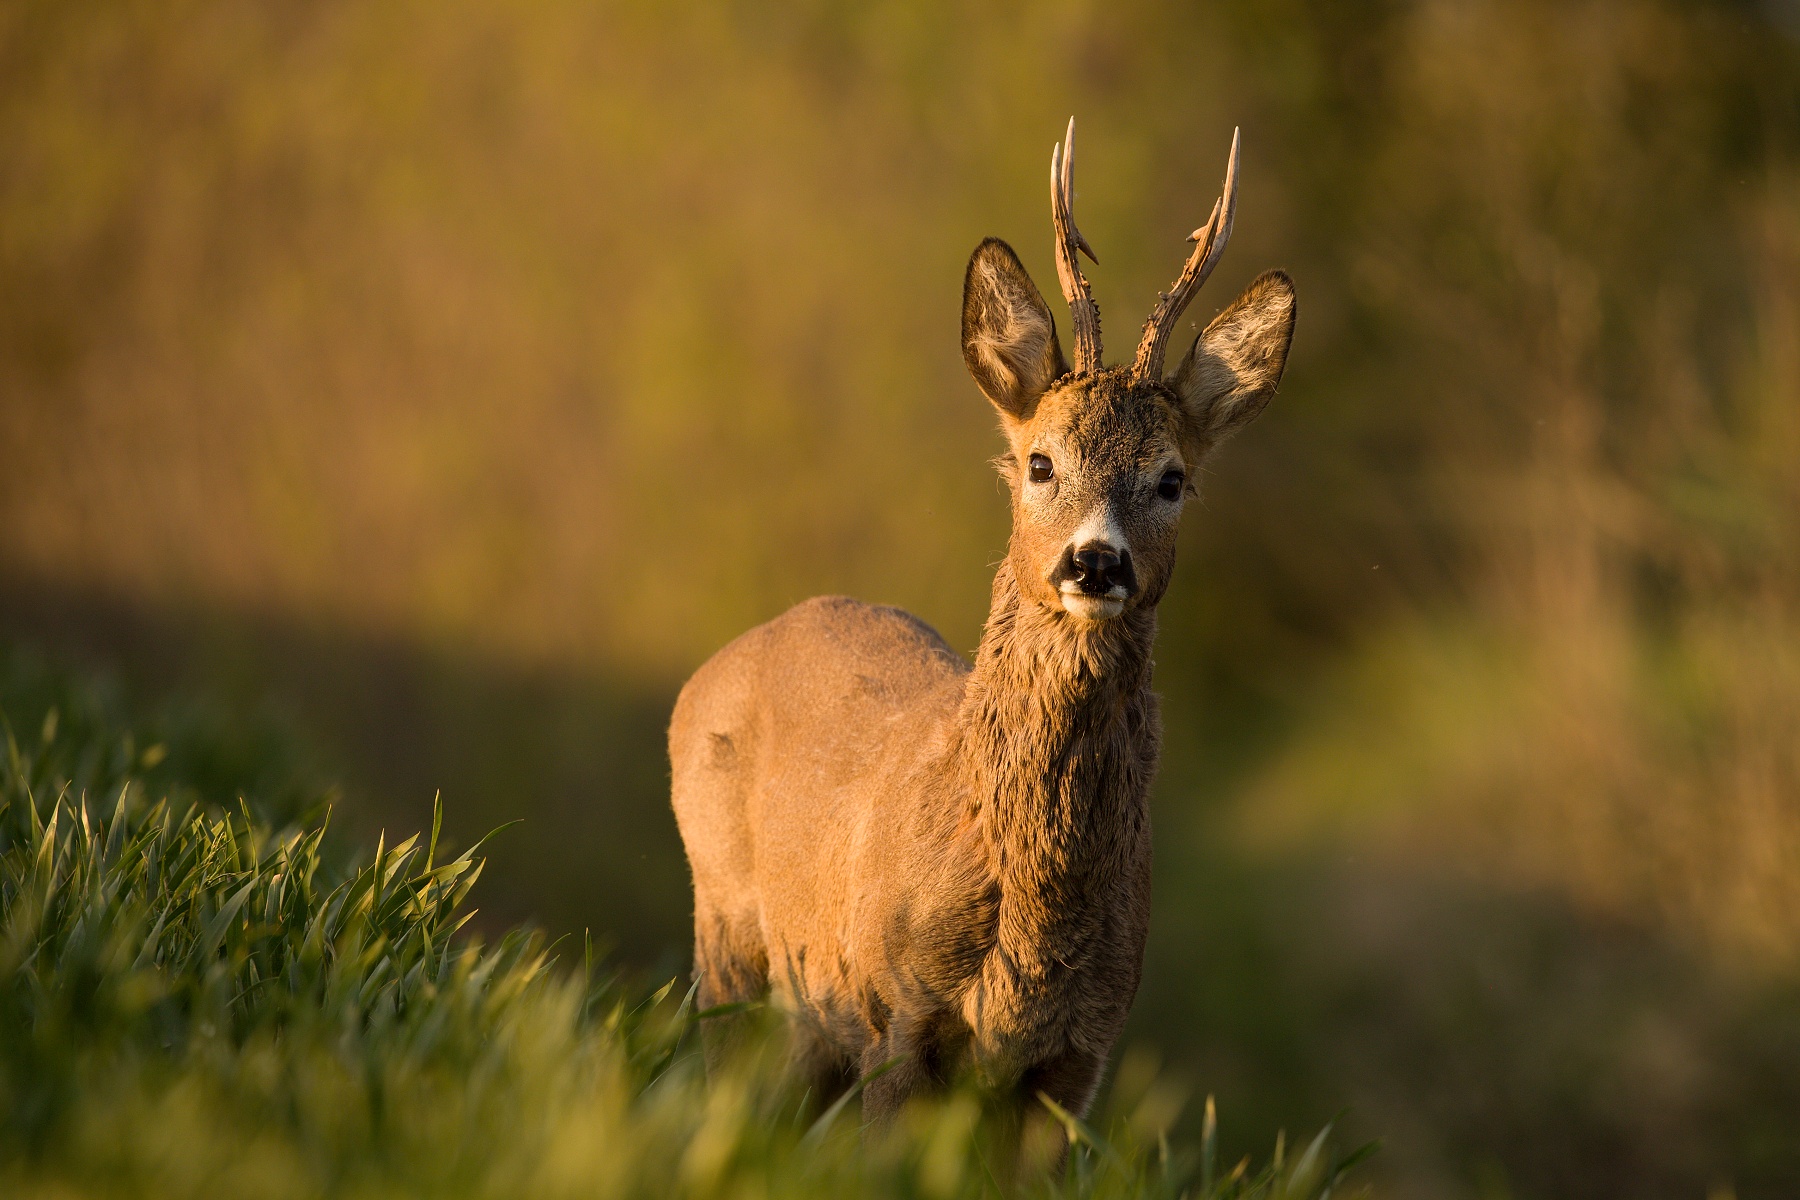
left=1060, top=590, right=1126, bottom=622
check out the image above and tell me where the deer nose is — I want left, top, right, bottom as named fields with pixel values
left=1072, top=544, right=1121, bottom=583
left=1065, top=542, right=1137, bottom=598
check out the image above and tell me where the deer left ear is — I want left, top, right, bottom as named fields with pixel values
left=1169, top=270, right=1296, bottom=451
left=962, top=238, right=1069, bottom=422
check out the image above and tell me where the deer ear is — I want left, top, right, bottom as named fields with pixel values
left=1169, top=270, right=1296, bottom=452
left=962, top=238, right=1067, bottom=421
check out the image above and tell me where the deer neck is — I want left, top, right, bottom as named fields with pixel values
left=955, top=558, right=1160, bottom=964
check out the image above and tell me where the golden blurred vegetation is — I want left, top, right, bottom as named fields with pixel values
left=4, top=0, right=1800, bottom=1195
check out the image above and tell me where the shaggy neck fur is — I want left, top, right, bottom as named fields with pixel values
left=954, top=557, right=1161, bottom=1033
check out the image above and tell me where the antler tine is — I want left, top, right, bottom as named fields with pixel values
left=1131, top=126, right=1241, bottom=381
left=1051, top=116, right=1102, bottom=375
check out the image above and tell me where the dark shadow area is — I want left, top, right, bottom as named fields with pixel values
left=1131, top=846, right=1800, bottom=1200
left=0, top=571, right=690, bottom=971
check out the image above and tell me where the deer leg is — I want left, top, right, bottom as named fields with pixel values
left=692, top=901, right=768, bottom=1076
left=1014, top=1047, right=1109, bottom=1176
left=777, top=1021, right=854, bottom=1118
left=858, top=1027, right=939, bottom=1126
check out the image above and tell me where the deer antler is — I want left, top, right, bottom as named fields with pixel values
left=1131, top=127, right=1240, bottom=382
left=1051, top=117, right=1102, bottom=375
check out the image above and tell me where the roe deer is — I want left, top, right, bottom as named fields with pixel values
left=669, top=120, right=1296, bottom=1148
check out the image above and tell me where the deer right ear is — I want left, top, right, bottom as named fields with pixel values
left=1169, top=270, right=1296, bottom=452
left=961, top=238, right=1067, bottom=421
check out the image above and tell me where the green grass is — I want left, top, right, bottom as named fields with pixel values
left=0, top=656, right=1371, bottom=1198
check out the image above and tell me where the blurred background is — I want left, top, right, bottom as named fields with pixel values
left=3, top=0, right=1799, bottom=1194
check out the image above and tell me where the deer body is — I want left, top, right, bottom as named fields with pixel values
left=673, top=558, right=1158, bottom=1118
left=670, top=122, right=1296, bottom=1135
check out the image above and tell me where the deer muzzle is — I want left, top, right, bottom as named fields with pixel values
left=1052, top=539, right=1137, bottom=620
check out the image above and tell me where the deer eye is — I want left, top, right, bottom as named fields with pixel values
left=1157, top=470, right=1185, bottom=501
left=1027, top=454, right=1054, bottom=483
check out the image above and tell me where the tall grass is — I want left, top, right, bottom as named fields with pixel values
left=0, top=667, right=1370, bottom=1199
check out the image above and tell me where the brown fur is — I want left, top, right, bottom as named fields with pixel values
left=669, top=232, right=1295, bottom=1150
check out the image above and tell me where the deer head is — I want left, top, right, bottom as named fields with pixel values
left=961, top=120, right=1297, bottom=623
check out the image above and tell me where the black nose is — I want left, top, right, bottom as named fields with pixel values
left=1073, top=544, right=1121, bottom=582
left=1062, top=541, right=1136, bottom=596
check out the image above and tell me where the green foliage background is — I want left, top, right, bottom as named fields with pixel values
left=3, top=1, right=1799, bottom=1195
